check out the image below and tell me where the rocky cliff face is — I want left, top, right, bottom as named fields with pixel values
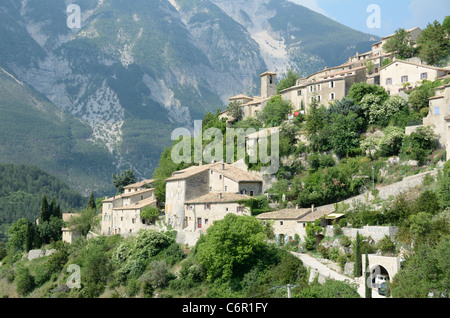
left=0, top=0, right=378, bottom=194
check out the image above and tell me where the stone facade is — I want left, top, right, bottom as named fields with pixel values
left=101, top=180, right=157, bottom=236
left=165, top=162, right=263, bottom=243
left=423, top=84, right=450, bottom=159
left=380, top=59, right=450, bottom=95
left=280, top=65, right=367, bottom=114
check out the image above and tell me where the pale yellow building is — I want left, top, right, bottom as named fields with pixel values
left=280, top=65, right=367, bottom=114
left=101, top=179, right=157, bottom=236
left=380, top=59, right=450, bottom=95
left=62, top=213, right=81, bottom=244
left=165, top=162, right=262, bottom=233
left=423, top=83, right=450, bottom=159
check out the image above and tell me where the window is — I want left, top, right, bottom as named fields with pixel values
left=224, top=186, right=227, bottom=192
left=317, top=95, right=321, bottom=102
left=219, top=175, right=222, bottom=180
left=269, top=75, right=273, bottom=84
left=132, top=218, right=135, bottom=224
left=209, top=187, right=212, bottom=192
left=420, top=72, right=428, bottom=80
left=237, top=206, right=243, bottom=212
left=197, top=218, right=202, bottom=229
left=297, top=90, right=302, bottom=96
left=434, top=107, right=440, bottom=115
left=386, top=78, right=392, bottom=85
left=401, top=75, right=408, bottom=83
left=317, top=84, right=321, bottom=91
left=141, top=195, right=143, bottom=200
left=226, top=207, right=229, bottom=212
left=204, top=204, right=211, bottom=210
left=250, top=191, right=254, bottom=196
left=280, top=221, right=284, bottom=226
left=329, top=93, right=335, bottom=100
left=329, top=81, right=335, bottom=88
left=205, top=219, right=209, bottom=225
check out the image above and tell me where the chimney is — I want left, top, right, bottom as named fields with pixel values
left=311, top=204, right=315, bottom=212
left=295, top=204, right=299, bottom=210
left=222, top=163, right=225, bottom=170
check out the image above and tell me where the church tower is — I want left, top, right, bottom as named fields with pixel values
left=260, top=71, right=277, bottom=99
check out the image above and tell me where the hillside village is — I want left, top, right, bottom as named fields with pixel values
left=1, top=22, right=450, bottom=299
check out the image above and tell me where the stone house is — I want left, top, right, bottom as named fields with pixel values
left=256, top=205, right=337, bottom=245
left=62, top=213, right=81, bottom=244
left=184, top=192, right=251, bottom=234
left=101, top=179, right=157, bottom=236
left=280, top=65, right=367, bottom=114
left=423, top=83, right=450, bottom=159
left=221, top=71, right=277, bottom=122
left=380, top=59, right=450, bottom=95
left=164, top=162, right=263, bottom=233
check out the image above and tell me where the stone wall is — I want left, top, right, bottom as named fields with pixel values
left=325, top=225, right=399, bottom=242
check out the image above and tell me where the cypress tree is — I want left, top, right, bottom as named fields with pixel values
left=365, top=252, right=372, bottom=298
left=354, top=231, right=362, bottom=277
left=40, top=195, right=50, bottom=223
left=87, top=192, right=96, bottom=210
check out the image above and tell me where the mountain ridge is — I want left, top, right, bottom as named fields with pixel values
left=0, top=0, right=379, bottom=194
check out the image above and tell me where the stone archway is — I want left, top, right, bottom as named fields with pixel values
left=362, top=254, right=401, bottom=287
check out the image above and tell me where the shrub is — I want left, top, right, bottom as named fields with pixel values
left=15, top=266, right=35, bottom=296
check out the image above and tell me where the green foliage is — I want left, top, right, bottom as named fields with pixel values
left=112, top=169, right=136, bottom=194
left=140, top=206, right=160, bottom=225
left=258, top=95, right=293, bottom=127
left=401, top=126, right=438, bottom=164
left=408, top=79, right=442, bottom=112
left=416, top=20, right=450, bottom=65
left=383, top=28, right=417, bottom=58
left=353, top=232, right=362, bottom=277
left=277, top=69, right=299, bottom=93
left=226, top=100, right=243, bottom=123
left=196, top=214, right=267, bottom=282
left=327, top=112, right=363, bottom=158
left=295, top=279, right=360, bottom=298
left=0, top=164, right=84, bottom=243
left=347, top=83, right=389, bottom=105
left=390, top=237, right=450, bottom=298
left=65, top=208, right=97, bottom=237
left=15, top=265, right=35, bottom=296
left=379, top=126, right=405, bottom=157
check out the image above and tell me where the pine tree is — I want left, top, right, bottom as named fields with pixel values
left=40, top=195, right=50, bottom=223
left=87, top=192, right=96, bottom=210
left=354, top=231, right=362, bottom=277
left=365, top=252, right=372, bottom=298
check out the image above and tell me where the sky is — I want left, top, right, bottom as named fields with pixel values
left=289, top=0, right=450, bottom=37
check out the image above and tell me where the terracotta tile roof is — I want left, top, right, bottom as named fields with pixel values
left=113, top=197, right=156, bottom=210
left=210, top=163, right=262, bottom=183
left=103, top=188, right=155, bottom=202
left=166, top=162, right=262, bottom=183
left=124, top=179, right=155, bottom=189
left=256, top=208, right=312, bottom=220
left=185, top=192, right=250, bottom=204
left=229, top=94, right=253, bottom=101
left=298, top=206, right=336, bottom=222
left=165, top=163, right=216, bottom=181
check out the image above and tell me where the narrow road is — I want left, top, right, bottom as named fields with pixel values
left=291, top=252, right=384, bottom=298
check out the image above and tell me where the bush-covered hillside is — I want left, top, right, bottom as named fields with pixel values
left=0, top=164, right=85, bottom=242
